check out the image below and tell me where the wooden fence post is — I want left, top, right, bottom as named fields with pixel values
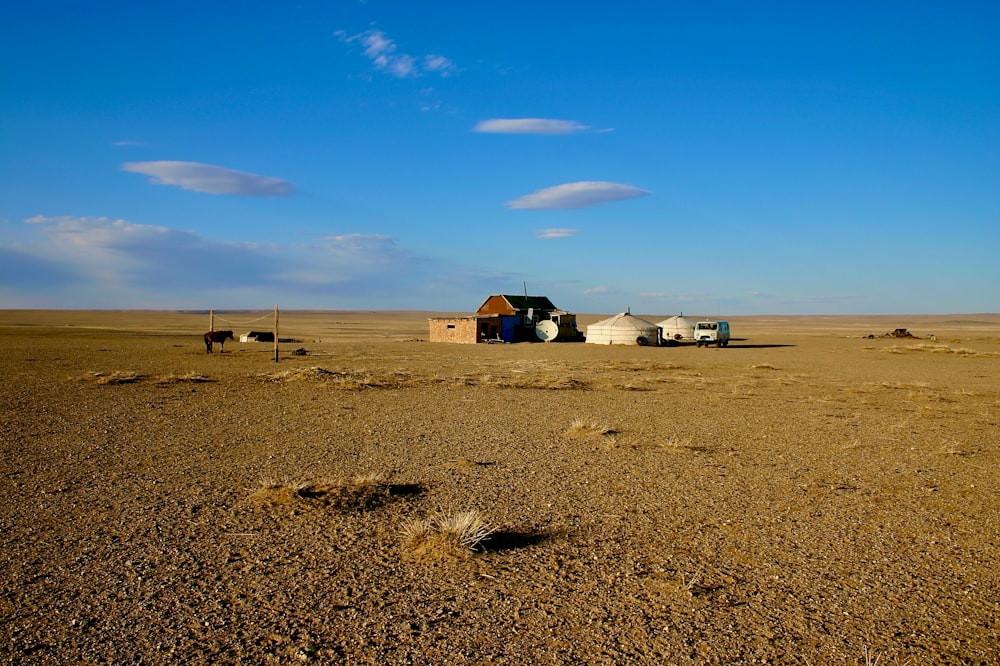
left=273, top=304, right=279, bottom=362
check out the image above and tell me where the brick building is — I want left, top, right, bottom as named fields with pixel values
left=428, top=295, right=581, bottom=344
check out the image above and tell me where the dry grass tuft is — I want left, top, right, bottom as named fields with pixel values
left=92, top=370, right=144, bottom=385
left=485, top=375, right=590, bottom=390
left=443, top=457, right=495, bottom=471
left=249, top=474, right=395, bottom=510
left=154, top=371, right=212, bottom=384
left=565, top=419, right=616, bottom=438
left=601, top=361, right=685, bottom=372
left=881, top=343, right=997, bottom=357
left=250, top=477, right=313, bottom=505
left=861, top=645, right=882, bottom=666
left=259, top=366, right=336, bottom=382
left=939, top=440, right=978, bottom=457
left=260, top=367, right=416, bottom=389
left=260, top=366, right=593, bottom=391
left=660, top=436, right=712, bottom=453
left=331, top=473, right=391, bottom=509
left=611, top=382, right=654, bottom=391
left=80, top=370, right=214, bottom=385
left=401, top=510, right=495, bottom=561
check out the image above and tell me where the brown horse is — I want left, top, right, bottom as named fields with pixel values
left=204, top=330, right=234, bottom=353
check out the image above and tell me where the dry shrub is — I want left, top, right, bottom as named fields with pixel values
left=401, top=510, right=495, bottom=562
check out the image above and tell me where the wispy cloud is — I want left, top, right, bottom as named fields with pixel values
left=337, top=29, right=457, bottom=79
left=473, top=118, right=593, bottom=135
left=0, top=245, right=79, bottom=288
left=507, top=181, right=651, bottom=210
left=112, top=140, right=144, bottom=147
left=423, top=54, right=457, bottom=76
left=534, top=228, right=577, bottom=239
left=121, top=161, right=294, bottom=196
left=643, top=292, right=701, bottom=303
left=583, top=286, right=609, bottom=294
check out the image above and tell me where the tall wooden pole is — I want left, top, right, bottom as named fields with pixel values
left=273, top=304, right=279, bottom=362
left=209, top=309, right=214, bottom=332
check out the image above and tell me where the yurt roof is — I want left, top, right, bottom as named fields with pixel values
left=657, top=315, right=696, bottom=327
left=590, top=312, right=660, bottom=329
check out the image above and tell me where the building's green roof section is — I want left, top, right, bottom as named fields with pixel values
left=475, top=294, right=562, bottom=315
left=499, top=295, right=556, bottom=311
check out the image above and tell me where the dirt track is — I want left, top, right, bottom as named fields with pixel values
left=1, top=311, right=998, bottom=664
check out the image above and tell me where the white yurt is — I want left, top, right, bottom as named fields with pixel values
left=585, top=312, right=662, bottom=346
left=657, top=315, right=696, bottom=342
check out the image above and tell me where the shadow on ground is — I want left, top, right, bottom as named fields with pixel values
left=483, top=530, right=550, bottom=552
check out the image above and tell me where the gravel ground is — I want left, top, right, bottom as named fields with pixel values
left=1, top=311, right=998, bottom=664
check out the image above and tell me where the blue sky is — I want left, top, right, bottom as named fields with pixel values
left=2, top=1, right=997, bottom=315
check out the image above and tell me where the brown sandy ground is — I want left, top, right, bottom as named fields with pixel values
left=1, top=311, right=998, bottom=664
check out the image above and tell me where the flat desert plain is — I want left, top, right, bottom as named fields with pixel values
left=1, top=310, right=998, bottom=665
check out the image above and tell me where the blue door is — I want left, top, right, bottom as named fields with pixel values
left=501, top=316, right=519, bottom=342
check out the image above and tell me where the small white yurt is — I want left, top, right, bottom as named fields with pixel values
left=586, top=312, right=662, bottom=346
left=657, top=315, right=696, bottom=342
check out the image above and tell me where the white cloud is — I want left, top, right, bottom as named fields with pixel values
left=338, top=29, right=457, bottom=79
left=12, top=216, right=424, bottom=297
left=534, top=228, right=577, bottom=239
left=122, top=161, right=294, bottom=196
left=507, top=181, right=651, bottom=210
left=20, top=215, right=190, bottom=288
left=583, top=286, right=609, bottom=294
left=23, top=214, right=168, bottom=241
left=112, top=140, right=144, bottom=147
left=473, top=118, right=592, bottom=135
